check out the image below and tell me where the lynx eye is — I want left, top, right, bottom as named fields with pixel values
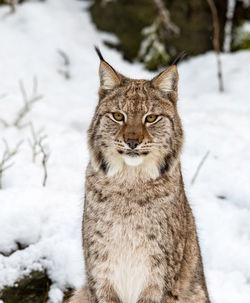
left=145, top=114, right=157, bottom=123
left=112, top=112, right=124, bottom=121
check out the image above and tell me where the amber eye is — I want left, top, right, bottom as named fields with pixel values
left=145, top=114, right=157, bottom=123
left=112, top=112, right=124, bottom=121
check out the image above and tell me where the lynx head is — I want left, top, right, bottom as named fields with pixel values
left=88, top=49, right=184, bottom=180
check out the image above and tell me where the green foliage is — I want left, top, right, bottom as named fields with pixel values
left=138, top=17, right=170, bottom=70
left=232, top=21, right=250, bottom=51
left=89, top=0, right=228, bottom=70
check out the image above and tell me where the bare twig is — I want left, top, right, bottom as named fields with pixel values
left=0, top=118, right=9, bottom=127
left=28, top=123, right=50, bottom=186
left=207, top=0, right=224, bottom=92
left=58, top=49, right=70, bottom=66
left=0, top=78, right=42, bottom=128
left=57, top=49, right=71, bottom=80
left=0, top=139, right=23, bottom=189
left=153, top=0, right=180, bottom=35
left=28, top=123, right=47, bottom=163
left=13, top=77, right=43, bottom=128
left=191, top=151, right=210, bottom=185
left=38, top=136, right=49, bottom=187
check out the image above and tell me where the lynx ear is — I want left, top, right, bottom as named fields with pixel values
left=95, top=46, right=121, bottom=90
left=152, top=65, right=178, bottom=93
left=99, top=61, right=121, bottom=90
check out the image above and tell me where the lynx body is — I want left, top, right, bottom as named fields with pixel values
left=68, top=50, right=210, bottom=303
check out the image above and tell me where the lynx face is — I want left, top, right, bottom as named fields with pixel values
left=88, top=59, right=184, bottom=179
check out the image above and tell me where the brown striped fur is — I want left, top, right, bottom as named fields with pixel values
left=68, top=55, right=210, bottom=303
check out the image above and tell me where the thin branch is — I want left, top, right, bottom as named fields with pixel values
left=207, top=0, right=224, bottom=92
left=38, top=137, right=49, bottom=187
left=0, top=118, right=9, bottom=127
left=13, top=77, right=43, bottom=128
left=57, top=49, right=71, bottom=80
left=28, top=123, right=47, bottom=163
left=58, top=49, right=70, bottom=66
left=0, top=139, right=23, bottom=189
left=153, top=0, right=180, bottom=35
left=191, top=151, right=210, bottom=185
left=28, top=123, right=50, bottom=186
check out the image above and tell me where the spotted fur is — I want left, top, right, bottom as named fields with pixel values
left=68, top=52, right=210, bottom=303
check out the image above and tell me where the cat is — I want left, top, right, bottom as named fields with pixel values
left=68, top=48, right=210, bottom=303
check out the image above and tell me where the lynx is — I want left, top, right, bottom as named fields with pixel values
left=68, top=48, right=210, bottom=303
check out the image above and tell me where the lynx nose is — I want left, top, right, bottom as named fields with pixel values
left=126, top=138, right=139, bottom=149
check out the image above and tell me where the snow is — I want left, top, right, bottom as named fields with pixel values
left=0, top=1, right=250, bottom=302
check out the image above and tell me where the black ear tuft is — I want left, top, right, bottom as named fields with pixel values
left=171, top=51, right=187, bottom=66
left=95, top=46, right=105, bottom=61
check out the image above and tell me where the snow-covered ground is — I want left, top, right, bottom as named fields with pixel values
left=0, top=1, right=249, bottom=302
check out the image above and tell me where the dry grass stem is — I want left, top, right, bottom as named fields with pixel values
left=58, top=49, right=71, bottom=79
left=38, top=136, right=49, bottom=187
left=0, top=139, right=23, bottom=189
left=14, top=77, right=43, bottom=128
left=191, top=151, right=210, bottom=185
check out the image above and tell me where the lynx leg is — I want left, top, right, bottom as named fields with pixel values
left=67, top=286, right=89, bottom=303
left=137, top=287, right=180, bottom=303
left=187, top=283, right=210, bottom=303
left=136, top=282, right=166, bottom=303
left=93, top=279, right=121, bottom=303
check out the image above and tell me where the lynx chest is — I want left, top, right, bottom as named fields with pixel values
left=105, top=216, right=152, bottom=303
left=86, top=197, right=163, bottom=303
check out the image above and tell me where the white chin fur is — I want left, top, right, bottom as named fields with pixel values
left=124, top=155, right=143, bottom=166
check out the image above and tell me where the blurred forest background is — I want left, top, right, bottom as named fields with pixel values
left=87, top=0, right=250, bottom=69
left=1, top=0, right=250, bottom=70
